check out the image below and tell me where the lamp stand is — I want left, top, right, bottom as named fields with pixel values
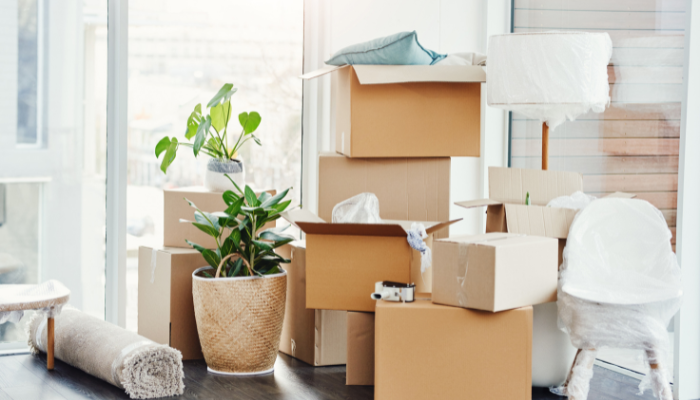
left=542, top=122, right=549, bottom=170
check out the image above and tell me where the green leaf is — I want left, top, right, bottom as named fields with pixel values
left=200, top=249, right=220, bottom=270
left=222, top=190, right=241, bottom=206
left=257, top=191, right=271, bottom=205
left=252, top=240, right=274, bottom=252
left=160, top=138, right=178, bottom=173
left=221, top=236, right=235, bottom=256
left=210, top=101, right=232, bottom=133
left=185, top=105, right=202, bottom=140
left=244, top=186, right=259, bottom=207
left=184, top=197, right=199, bottom=209
left=195, top=211, right=220, bottom=230
left=201, top=270, right=213, bottom=278
left=252, top=135, right=262, bottom=146
left=241, top=206, right=266, bottom=215
left=271, top=200, right=292, bottom=212
left=525, top=191, right=530, bottom=206
left=192, top=222, right=219, bottom=238
left=207, top=83, right=235, bottom=108
left=239, top=111, right=262, bottom=135
left=259, top=230, right=295, bottom=243
left=225, top=197, right=245, bottom=217
left=230, top=228, right=241, bottom=248
left=230, top=257, right=244, bottom=277
left=185, top=240, right=207, bottom=253
left=260, top=188, right=290, bottom=208
left=193, top=116, right=211, bottom=157
left=155, top=137, right=171, bottom=158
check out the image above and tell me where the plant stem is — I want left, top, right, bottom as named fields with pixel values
left=230, top=127, right=245, bottom=159
left=250, top=215, right=257, bottom=273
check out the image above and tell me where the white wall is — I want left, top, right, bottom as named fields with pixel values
left=303, top=0, right=510, bottom=235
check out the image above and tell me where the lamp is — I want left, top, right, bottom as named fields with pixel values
left=487, top=32, right=612, bottom=170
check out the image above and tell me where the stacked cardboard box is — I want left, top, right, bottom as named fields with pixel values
left=291, top=64, right=487, bottom=388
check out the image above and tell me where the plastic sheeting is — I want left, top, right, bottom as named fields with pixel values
left=332, top=192, right=382, bottom=223
left=557, top=198, right=681, bottom=398
left=546, top=191, right=596, bottom=210
left=487, top=32, right=612, bottom=130
left=0, top=280, right=70, bottom=323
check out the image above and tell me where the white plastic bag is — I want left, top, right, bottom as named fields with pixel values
left=332, top=193, right=382, bottom=223
left=546, top=191, right=596, bottom=210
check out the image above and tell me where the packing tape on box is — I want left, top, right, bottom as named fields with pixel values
left=150, top=248, right=157, bottom=284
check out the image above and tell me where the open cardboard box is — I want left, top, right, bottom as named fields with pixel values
left=282, top=209, right=460, bottom=312
left=456, top=167, right=635, bottom=240
left=317, top=153, right=451, bottom=238
left=301, top=65, right=485, bottom=158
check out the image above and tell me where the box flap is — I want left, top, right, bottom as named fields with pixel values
left=454, top=198, right=503, bottom=209
left=353, top=65, right=486, bottom=85
left=603, top=192, right=637, bottom=199
left=424, top=218, right=463, bottom=234
left=281, top=208, right=327, bottom=226
left=488, top=167, right=583, bottom=206
left=504, top=204, right=579, bottom=239
left=299, top=64, right=350, bottom=80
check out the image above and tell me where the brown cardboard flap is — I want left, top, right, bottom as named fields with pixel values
left=488, top=167, right=583, bottom=206
left=297, top=222, right=408, bottom=237
left=352, top=65, right=486, bottom=85
left=424, top=218, right=463, bottom=234
left=603, top=191, right=637, bottom=199
left=300, top=64, right=349, bottom=80
left=504, top=204, right=578, bottom=239
left=454, top=198, right=503, bottom=209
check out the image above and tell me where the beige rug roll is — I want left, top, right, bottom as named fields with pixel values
left=27, top=308, right=184, bottom=399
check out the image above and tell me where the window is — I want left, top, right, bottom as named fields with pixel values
left=510, top=0, right=687, bottom=376
left=0, top=0, right=109, bottom=347
left=125, top=0, right=304, bottom=331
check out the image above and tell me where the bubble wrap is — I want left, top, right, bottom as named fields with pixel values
left=332, top=193, right=382, bottom=223
left=557, top=198, right=681, bottom=398
left=546, top=191, right=597, bottom=210
left=0, top=280, right=70, bottom=323
left=487, top=32, right=612, bottom=130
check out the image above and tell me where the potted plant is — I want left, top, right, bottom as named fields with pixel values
left=186, top=175, right=294, bottom=375
left=154, top=83, right=263, bottom=191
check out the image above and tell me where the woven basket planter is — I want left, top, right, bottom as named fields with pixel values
left=192, top=266, right=287, bottom=375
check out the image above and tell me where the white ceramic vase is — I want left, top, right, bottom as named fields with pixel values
left=204, top=158, right=245, bottom=192
left=532, top=302, right=578, bottom=387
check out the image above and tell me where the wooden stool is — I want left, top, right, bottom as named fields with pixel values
left=0, top=280, right=70, bottom=370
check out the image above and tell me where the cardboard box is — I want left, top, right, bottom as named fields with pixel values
left=138, top=246, right=205, bottom=360
left=346, top=312, right=375, bottom=386
left=456, top=167, right=635, bottom=239
left=375, top=300, right=532, bottom=400
left=282, top=209, right=460, bottom=312
left=164, top=186, right=276, bottom=249
left=276, top=242, right=347, bottom=366
left=432, top=232, right=558, bottom=312
left=317, top=153, right=451, bottom=239
left=301, top=65, right=484, bottom=158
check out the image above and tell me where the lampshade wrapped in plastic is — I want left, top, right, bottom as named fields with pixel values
left=487, top=32, right=612, bottom=130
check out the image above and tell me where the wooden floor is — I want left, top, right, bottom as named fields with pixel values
left=0, top=352, right=656, bottom=400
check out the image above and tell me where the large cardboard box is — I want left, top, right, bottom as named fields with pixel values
left=164, top=186, right=275, bottom=249
left=456, top=167, right=634, bottom=239
left=138, top=246, right=205, bottom=360
left=317, top=153, right=451, bottom=239
left=276, top=242, right=347, bottom=366
left=301, top=65, right=484, bottom=158
left=282, top=209, right=460, bottom=311
left=346, top=312, right=375, bottom=386
left=432, top=232, right=558, bottom=312
left=375, top=300, right=532, bottom=400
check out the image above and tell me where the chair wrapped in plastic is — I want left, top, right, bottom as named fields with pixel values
left=556, top=198, right=682, bottom=400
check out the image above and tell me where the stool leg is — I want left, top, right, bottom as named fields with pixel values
left=646, top=349, right=673, bottom=400
left=47, top=317, right=54, bottom=370
left=567, top=348, right=597, bottom=400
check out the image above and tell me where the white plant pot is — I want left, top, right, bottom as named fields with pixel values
left=532, top=302, right=578, bottom=387
left=204, top=158, right=245, bottom=192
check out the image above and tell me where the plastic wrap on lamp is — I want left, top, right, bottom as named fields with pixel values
left=332, top=193, right=382, bottom=223
left=487, top=32, right=612, bottom=130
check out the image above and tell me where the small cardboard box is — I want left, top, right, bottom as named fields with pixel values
left=375, top=300, right=532, bottom=400
left=276, top=241, right=347, bottom=366
left=137, top=246, right=205, bottom=360
left=432, top=232, right=558, bottom=312
left=164, top=186, right=276, bottom=249
left=318, top=153, right=451, bottom=238
left=346, top=312, right=375, bottom=386
left=301, top=65, right=484, bottom=158
left=282, top=209, right=460, bottom=312
left=456, top=167, right=635, bottom=240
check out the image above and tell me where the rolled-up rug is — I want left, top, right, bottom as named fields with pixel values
left=27, top=307, right=185, bottom=399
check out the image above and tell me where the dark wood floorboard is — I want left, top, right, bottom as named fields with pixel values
left=0, top=353, right=657, bottom=399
